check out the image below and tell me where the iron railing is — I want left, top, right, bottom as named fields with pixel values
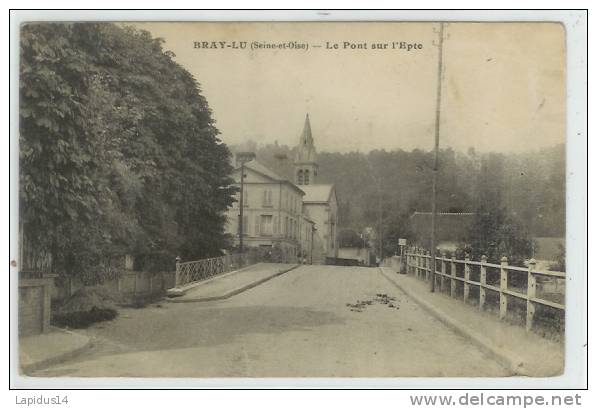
left=175, top=253, right=249, bottom=288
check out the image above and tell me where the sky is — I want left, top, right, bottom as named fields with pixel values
left=133, top=22, right=565, bottom=154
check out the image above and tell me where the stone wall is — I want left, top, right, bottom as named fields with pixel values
left=19, top=278, right=52, bottom=337
left=53, top=271, right=176, bottom=301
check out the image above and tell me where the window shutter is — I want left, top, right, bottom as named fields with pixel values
left=255, top=215, right=260, bottom=236
left=273, top=216, right=278, bottom=234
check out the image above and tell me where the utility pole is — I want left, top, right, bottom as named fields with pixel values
left=364, top=156, right=384, bottom=265
left=239, top=161, right=245, bottom=253
left=236, top=152, right=256, bottom=254
left=430, top=22, right=445, bottom=293
left=378, top=189, right=383, bottom=263
left=310, top=226, right=316, bottom=264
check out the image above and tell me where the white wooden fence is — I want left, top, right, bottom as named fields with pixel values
left=405, top=248, right=565, bottom=332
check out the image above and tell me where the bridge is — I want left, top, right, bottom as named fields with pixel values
left=29, top=257, right=564, bottom=378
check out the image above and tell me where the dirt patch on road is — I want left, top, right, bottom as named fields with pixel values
left=346, top=293, right=400, bottom=312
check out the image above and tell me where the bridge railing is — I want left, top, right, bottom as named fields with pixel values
left=405, top=248, right=565, bottom=332
left=175, top=253, right=250, bottom=288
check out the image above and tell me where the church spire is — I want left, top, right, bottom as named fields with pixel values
left=300, top=113, right=313, bottom=146
left=294, top=113, right=318, bottom=185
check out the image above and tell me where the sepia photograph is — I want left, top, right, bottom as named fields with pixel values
left=11, top=14, right=581, bottom=386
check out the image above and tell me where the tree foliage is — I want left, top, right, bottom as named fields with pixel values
left=20, top=23, right=236, bottom=279
left=460, top=153, right=534, bottom=265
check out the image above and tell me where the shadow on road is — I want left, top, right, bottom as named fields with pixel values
left=71, top=304, right=346, bottom=358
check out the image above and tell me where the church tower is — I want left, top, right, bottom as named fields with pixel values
left=294, top=114, right=318, bottom=185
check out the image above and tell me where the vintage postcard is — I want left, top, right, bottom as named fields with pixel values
left=14, top=18, right=573, bottom=383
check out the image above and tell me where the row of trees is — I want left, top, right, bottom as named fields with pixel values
left=20, top=23, right=236, bottom=281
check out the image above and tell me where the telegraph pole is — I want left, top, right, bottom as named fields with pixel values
left=430, top=22, right=445, bottom=293
left=239, top=160, right=245, bottom=253
left=378, top=189, right=383, bottom=263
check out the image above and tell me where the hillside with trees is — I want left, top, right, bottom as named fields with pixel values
left=231, top=141, right=565, bottom=262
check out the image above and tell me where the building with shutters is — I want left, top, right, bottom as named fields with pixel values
left=225, top=159, right=315, bottom=261
left=225, top=114, right=338, bottom=263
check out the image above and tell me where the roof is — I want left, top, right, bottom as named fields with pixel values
left=235, top=160, right=305, bottom=194
left=301, top=184, right=335, bottom=203
left=242, top=160, right=286, bottom=181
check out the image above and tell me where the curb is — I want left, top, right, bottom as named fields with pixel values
left=378, top=268, right=529, bottom=376
left=166, top=263, right=263, bottom=297
left=19, top=327, right=93, bottom=375
left=168, top=264, right=301, bottom=303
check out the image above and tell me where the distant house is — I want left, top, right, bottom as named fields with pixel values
left=337, top=247, right=371, bottom=266
left=410, top=212, right=474, bottom=251
left=301, top=184, right=338, bottom=263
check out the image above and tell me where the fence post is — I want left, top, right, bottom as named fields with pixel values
left=175, top=256, right=181, bottom=287
left=440, top=251, right=446, bottom=292
left=425, top=250, right=428, bottom=281
left=463, top=254, right=471, bottom=304
left=412, top=249, right=416, bottom=277
left=479, top=255, right=487, bottom=311
left=499, top=256, right=509, bottom=320
left=420, top=250, right=424, bottom=281
left=526, top=258, right=537, bottom=332
left=417, top=249, right=422, bottom=279
left=450, top=256, right=456, bottom=297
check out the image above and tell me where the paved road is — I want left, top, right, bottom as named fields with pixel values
left=33, top=265, right=509, bottom=377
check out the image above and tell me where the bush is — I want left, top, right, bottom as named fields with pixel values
left=59, top=286, right=124, bottom=314
left=52, top=286, right=123, bottom=328
left=52, top=306, right=118, bottom=329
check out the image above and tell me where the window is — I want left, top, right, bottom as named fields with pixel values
left=262, top=189, right=273, bottom=207
left=297, top=170, right=304, bottom=185
left=260, top=215, right=273, bottom=236
left=304, top=170, right=310, bottom=185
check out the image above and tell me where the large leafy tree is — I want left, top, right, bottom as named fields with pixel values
left=462, top=154, right=534, bottom=266
left=20, top=23, right=235, bottom=280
